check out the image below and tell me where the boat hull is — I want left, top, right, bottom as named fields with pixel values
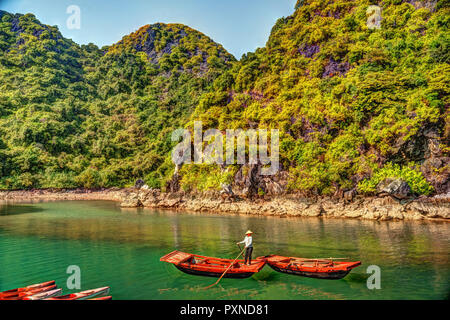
left=89, top=296, right=112, bottom=300
left=261, top=255, right=361, bottom=280
left=175, top=265, right=255, bottom=279
left=23, top=288, right=62, bottom=300
left=0, top=280, right=55, bottom=298
left=161, top=250, right=266, bottom=279
left=1, top=284, right=57, bottom=300
left=266, top=263, right=351, bottom=280
left=45, top=287, right=110, bottom=300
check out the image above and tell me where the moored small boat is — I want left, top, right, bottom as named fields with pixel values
left=22, top=288, right=63, bottom=300
left=44, top=287, right=110, bottom=300
left=0, top=280, right=55, bottom=299
left=88, top=296, right=112, bottom=300
left=0, top=284, right=57, bottom=300
left=260, top=255, right=361, bottom=280
left=160, top=250, right=266, bottom=279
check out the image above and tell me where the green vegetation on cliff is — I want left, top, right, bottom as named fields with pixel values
left=183, top=0, right=449, bottom=195
left=0, top=12, right=234, bottom=189
left=0, top=0, right=448, bottom=196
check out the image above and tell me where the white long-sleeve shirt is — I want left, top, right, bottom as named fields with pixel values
left=239, top=236, right=253, bottom=248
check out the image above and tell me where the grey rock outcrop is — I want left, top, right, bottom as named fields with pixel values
left=377, top=178, right=412, bottom=199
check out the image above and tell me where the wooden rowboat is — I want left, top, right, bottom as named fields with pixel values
left=160, top=250, right=266, bottom=279
left=88, top=296, right=112, bottom=300
left=22, top=288, right=63, bottom=300
left=0, top=280, right=55, bottom=299
left=0, top=284, right=57, bottom=300
left=44, top=287, right=110, bottom=300
left=259, top=255, right=361, bottom=280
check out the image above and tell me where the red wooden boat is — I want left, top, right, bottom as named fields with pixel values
left=160, top=251, right=266, bottom=279
left=44, top=287, right=110, bottom=300
left=0, top=284, right=57, bottom=300
left=88, top=296, right=112, bottom=300
left=22, top=288, right=63, bottom=300
left=0, top=280, right=55, bottom=299
left=260, top=255, right=361, bottom=280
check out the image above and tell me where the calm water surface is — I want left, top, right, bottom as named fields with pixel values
left=0, top=201, right=448, bottom=300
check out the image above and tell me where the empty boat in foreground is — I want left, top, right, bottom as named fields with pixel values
left=0, top=280, right=55, bottom=299
left=260, top=255, right=361, bottom=280
left=44, top=287, right=110, bottom=300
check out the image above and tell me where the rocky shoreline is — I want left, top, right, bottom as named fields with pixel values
left=0, top=188, right=449, bottom=222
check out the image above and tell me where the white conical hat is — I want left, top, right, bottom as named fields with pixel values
left=245, top=230, right=253, bottom=234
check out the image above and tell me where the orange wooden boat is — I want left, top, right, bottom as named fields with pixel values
left=259, top=255, right=361, bottom=280
left=44, top=287, right=110, bottom=300
left=160, top=251, right=266, bottom=279
left=0, top=280, right=55, bottom=299
left=0, top=284, right=57, bottom=300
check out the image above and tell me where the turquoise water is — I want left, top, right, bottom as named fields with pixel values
left=0, top=200, right=448, bottom=300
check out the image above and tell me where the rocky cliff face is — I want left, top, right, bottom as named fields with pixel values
left=118, top=187, right=449, bottom=221
left=107, top=23, right=234, bottom=75
left=0, top=187, right=447, bottom=221
left=232, top=164, right=289, bottom=198
left=178, top=0, right=450, bottom=197
left=1, top=2, right=448, bottom=195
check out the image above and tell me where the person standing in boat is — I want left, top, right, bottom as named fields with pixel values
left=237, top=230, right=253, bottom=266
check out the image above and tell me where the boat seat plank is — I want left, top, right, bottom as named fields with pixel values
left=160, top=251, right=193, bottom=265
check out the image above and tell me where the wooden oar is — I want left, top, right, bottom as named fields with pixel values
left=204, top=246, right=246, bottom=289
